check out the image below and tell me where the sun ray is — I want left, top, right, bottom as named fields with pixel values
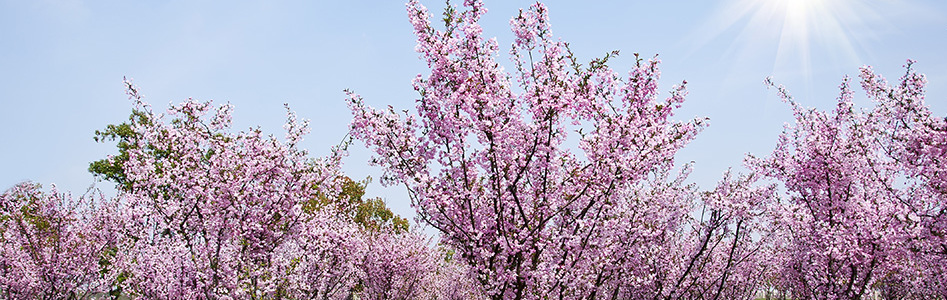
left=684, top=0, right=922, bottom=84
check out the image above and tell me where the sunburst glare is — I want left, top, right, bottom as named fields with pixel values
left=690, top=0, right=904, bottom=79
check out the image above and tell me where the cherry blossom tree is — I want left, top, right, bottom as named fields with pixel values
left=347, top=1, right=771, bottom=298
left=98, top=80, right=361, bottom=298
left=0, top=182, right=122, bottom=298
left=77, top=79, right=476, bottom=299
left=750, top=76, right=896, bottom=298
left=750, top=61, right=946, bottom=299
left=858, top=61, right=947, bottom=297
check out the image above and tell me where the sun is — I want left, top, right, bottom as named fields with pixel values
left=690, top=0, right=876, bottom=78
left=772, top=0, right=856, bottom=72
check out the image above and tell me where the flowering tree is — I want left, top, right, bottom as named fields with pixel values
left=674, top=171, right=775, bottom=299
left=750, top=61, right=947, bottom=298
left=97, top=80, right=362, bottom=298
left=75, top=79, right=477, bottom=299
left=0, top=182, right=121, bottom=298
left=751, top=75, right=898, bottom=298
left=858, top=61, right=947, bottom=296
left=347, top=1, right=771, bottom=298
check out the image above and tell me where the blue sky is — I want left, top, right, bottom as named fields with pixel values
left=2, top=0, right=945, bottom=222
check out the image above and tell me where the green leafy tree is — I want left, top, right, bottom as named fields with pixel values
left=88, top=109, right=150, bottom=192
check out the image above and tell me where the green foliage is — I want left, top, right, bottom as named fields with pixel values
left=442, top=247, right=455, bottom=263
left=89, top=110, right=150, bottom=191
left=1, top=183, right=60, bottom=246
left=356, top=196, right=409, bottom=234
left=304, top=176, right=408, bottom=233
left=345, top=177, right=409, bottom=233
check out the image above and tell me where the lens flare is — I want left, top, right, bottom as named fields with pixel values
left=688, top=0, right=898, bottom=78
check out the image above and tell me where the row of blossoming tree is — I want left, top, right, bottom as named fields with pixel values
left=2, top=0, right=945, bottom=299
